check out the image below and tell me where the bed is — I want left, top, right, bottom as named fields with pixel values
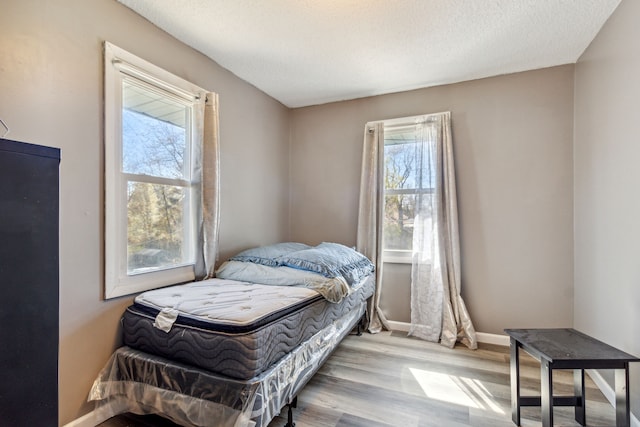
left=89, top=242, right=375, bottom=427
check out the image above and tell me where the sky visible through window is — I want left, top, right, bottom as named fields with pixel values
left=384, top=140, right=434, bottom=192
left=122, top=109, right=186, bottom=179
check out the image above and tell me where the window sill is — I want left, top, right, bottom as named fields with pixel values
left=382, top=256, right=412, bottom=264
left=105, top=264, right=195, bottom=299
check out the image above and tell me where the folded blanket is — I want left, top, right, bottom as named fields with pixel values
left=277, top=242, right=374, bottom=286
left=220, top=242, right=375, bottom=302
left=215, top=260, right=349, bottom=303
left=231, top=242, right=374, bottom=285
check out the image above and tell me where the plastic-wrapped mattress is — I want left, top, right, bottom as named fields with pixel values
left=122, top=276, right=374, bottom=380
left=89, top=293, right=369, bottom=427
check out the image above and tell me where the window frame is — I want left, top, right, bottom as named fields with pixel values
left=381, top=116, right=435, bottom=264
left=104, top=42, right=205, bottom=299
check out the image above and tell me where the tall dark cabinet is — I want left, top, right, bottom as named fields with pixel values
left=0, top=138, right=60, bottom=426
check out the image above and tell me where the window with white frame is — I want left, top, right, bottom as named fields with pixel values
left=104, top=42, right=205, bottom=298
left=383, top=119, right=435, bottom=263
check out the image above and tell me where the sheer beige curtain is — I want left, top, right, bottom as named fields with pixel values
left=358, top=113, right=476, bottom=348
left=356, top=122, right=389, bottom=333
left=194, top=93, right=221, bottom=279
left=407, top=112, right=476, bottom=349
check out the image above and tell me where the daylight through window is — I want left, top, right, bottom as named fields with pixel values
left=104, top=42, right=206, bottom=298
left=383, top=118, right=436, bottom=263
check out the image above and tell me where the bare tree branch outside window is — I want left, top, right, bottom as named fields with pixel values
left=123, top=108, right=188, bottom=271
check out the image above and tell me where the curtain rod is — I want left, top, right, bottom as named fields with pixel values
left=366, top=111, right=450, bottom=128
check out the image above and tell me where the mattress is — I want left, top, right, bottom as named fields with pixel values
left=122, top=275, right=374, bottom=380
left=90, top=300, right=367, bottom=427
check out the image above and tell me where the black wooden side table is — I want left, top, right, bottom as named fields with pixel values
left=505, top=328, right=639, bottom=427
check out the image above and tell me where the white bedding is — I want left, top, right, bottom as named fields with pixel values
left=215, top=260, right=350, bottom=303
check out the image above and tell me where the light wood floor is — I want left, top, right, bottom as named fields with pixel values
left=98, top=331, right=616, bottom=427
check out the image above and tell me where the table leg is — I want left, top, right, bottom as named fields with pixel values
left=510, top=338, right=521, bottom=426
left=574, top=369, right=585, bottom=425
left=541, top=360, right=553, bottom=427
left=615, top=365, right=630, bottom=427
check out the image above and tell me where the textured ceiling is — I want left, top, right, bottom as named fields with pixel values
left=118, top=0, right=620, bottom=108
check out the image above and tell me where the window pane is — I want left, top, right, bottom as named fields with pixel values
left=384, top=141, right=434, bottom=191
left=127, top=182, right=191, bottom=274
left=384, top=193, right=416, bottom=251
left=383, top=125, right=436, bottom=253
left=122, top=79, right=189, bottom=179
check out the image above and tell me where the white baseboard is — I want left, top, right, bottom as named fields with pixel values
left=386, top=320, right=410, bottom=332
left=476, top=332, right=510, bottom=346
left=63, top=409, right=109, bottom=427
left=587, top=369, right=616, bottom=404
left=387, top=321, right=510, bottom=346
left=385, top=323, right=638, bottom=424
left=586, top=369, right=640, bottom=427
left=69, top=333, right=636, bottom=427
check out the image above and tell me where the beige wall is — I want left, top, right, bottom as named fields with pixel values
left=0, top=1, right=290, bottom=424
left=5, top=0, right=631, bottom=423
left=290, top=66, right=575, bottom=334
left=574, top=0, right=640, bottom=414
